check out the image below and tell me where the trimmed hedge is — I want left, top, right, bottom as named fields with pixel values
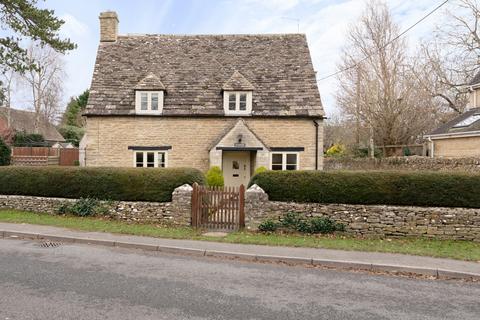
left=249, top=170, right=480, bottom=208
left=0, top=167, right=205, bottom=202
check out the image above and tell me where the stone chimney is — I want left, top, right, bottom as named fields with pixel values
left=99, top=11, right=119, bottom=42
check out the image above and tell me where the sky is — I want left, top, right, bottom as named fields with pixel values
left=11, top=0, right=452, bottom=117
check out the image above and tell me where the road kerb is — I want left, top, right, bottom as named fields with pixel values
left=157, top=245, right=206, bottom=256
left=4, top=231, right=39, bottom=240
left=204, top=250, right=259, bottom=261
left=115, top=241, right=158, bottom=251
left=1, top=229, right=479, bottom=280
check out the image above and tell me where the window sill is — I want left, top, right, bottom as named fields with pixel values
left=224, top=112, right=252, bottom=116
left=135, top=111, right=163, bottom=115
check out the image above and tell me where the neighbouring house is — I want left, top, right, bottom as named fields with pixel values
left=0, top=106, right=64, bottom=145
left=425, top=71, right=480, bottom=158
left=52, top=142, right=75, bottom=149
left=84, top=11, right=324, bottom=186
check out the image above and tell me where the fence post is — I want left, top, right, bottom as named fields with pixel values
left=191, top=183, right=198, bottom=228
left=239, top=184, right=245, bottom=229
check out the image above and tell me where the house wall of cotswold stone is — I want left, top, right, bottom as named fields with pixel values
left=245, top=185, right=480, bottom=241
left=324, top=156, right=480, bottom=172
left=85, top=116, right=323, bottom=172
left=433, top=136, right=480, bottom=158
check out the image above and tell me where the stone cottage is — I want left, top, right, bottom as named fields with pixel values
left=425, top=70, right=480, bottom=158
left=84, top=11, right=325, bottom=186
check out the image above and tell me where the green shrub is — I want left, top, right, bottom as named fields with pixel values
left=353, top=147, right=383, bottom=158
left=259, top=213, right=344, bottom=234
left=0, top=167, right=205, bottom=202
left=250, top=170, right=480, bottom=208
left=59, top=125, right=85, bottom=147
left=0, top=138, right=11, bottom=166
left=308, top=217, right=345, bottom=233
left=281, top=211, right=303, bottom=229
left=258, top=219, right=279, bottom=232
left=58, top=198, right=102, bottom=217
left=13, top=132, right=45, bottom=146
left=206, top=166, right=224, bottom=187
left=253, top=166, right=268, bottom=176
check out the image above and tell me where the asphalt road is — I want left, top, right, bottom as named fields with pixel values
left=0, top=239, right=479, bottom=320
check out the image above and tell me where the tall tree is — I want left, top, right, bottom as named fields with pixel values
left=0, top=68, right=16, bottom=125
left=0, top=0, right=75, bottom=73
left=59, top=89, right=89, bottom=146
left=61, top=89, right=89, bottom=127
left=20, top=43, right=65, bottom=131
left=416, top=0, right=480, bottom=114
left=336, top=0, right=437, bottom=147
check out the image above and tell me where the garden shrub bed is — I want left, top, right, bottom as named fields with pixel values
left=0, top=166, right=205, bottom=202
left=249, top=170, right=480, bottom=208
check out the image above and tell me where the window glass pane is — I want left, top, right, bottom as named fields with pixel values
left=151, top=93, right=158, bottom=110
left=239, top=93, right=247, bottom=111
left=232, top=160, right=239, bottom=170
left=272, top=154, right=283, bottom=164
left=286, top=164, right=297, bottom=170
left=229, top=93, right=236, bottom=110
left=272, top=164, right=283, bottom=171
left=135, top=152, right=143, bottom=167
left=141, top=93, right=148, bottom=110
left=158, top=152, right=165, bottom=167
left=146, top=152, right=155, bottom=167
left=286, top=153, right=297, bottom=164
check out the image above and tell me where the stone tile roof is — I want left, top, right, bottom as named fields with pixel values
left=86, top=34, right=324, bottom=117
left=0, top=107, right=64, bottom=141
left=134, top=73, right=165, bottom=90
left=222, top=70, right=255, bottom=91
left=428, top=107, right=480, bottom=135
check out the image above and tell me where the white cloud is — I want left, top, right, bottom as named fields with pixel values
left=60, top=13, right=89, bottom=39
left=242, top=0, right=301, bottom=11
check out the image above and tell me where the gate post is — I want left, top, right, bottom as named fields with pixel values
left=191, top=183, right=198, bottom=228
left=239, top=184, right=245, bottom=229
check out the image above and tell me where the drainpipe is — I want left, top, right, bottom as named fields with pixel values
left=313, top=119, right=320, bottom=170
left=428, top=137, right=434, bottom=158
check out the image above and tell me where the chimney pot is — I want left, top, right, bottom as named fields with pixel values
left=99, top=11, right=119, bottom=42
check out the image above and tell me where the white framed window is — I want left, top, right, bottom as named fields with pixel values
left=134, top=151, right=168, bottom=168
left=223, top=91, right=252, bottom=115
left=270, top=152, right=299, bottom=171
left=135, top=91, right=164, bottom=114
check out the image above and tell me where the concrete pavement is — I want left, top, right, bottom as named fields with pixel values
left=0, top=222, right=479, bottom=280
left=1, top=238, right=479, bottom=320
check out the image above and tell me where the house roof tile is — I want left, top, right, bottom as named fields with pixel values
left=0, top=107, right=64, bottom=141
left=428, top=107, right=480, bottom=136
left=86, top=34, right=324, bottom=117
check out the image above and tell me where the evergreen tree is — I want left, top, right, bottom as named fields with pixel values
left=0, top=0, right=76, bottom=73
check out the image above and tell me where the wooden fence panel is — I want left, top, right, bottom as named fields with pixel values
left=12, top=147, right=58, bottom=157
left=11, top=156, right=59, bottom=166
left=59, top=149, right=79, bottom=166
left=11, top=147, right=78, bottom=166
left=191, top=183, right=245, bottom=231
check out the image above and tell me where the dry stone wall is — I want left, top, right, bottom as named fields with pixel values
left=0, top=184, right=193, bottom=226
left=245, top=185, right=480, bottom=241
left=324, top=156, right=480, bottom=172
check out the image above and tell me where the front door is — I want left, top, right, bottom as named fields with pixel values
left=222, top=151, right=251, bottom=187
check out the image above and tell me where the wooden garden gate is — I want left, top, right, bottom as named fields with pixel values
left=191, top=183, right=245, bottom=231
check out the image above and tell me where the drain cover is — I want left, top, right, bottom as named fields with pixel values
left=39, top=241, right=62, bottom=248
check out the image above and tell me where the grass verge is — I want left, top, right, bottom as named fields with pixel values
left=0, top=210, right=479, bottom=261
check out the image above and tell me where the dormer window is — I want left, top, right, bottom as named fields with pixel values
left=135, top=91, right=164, bottom=114
left=224, top=91, right=252, bottom=115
